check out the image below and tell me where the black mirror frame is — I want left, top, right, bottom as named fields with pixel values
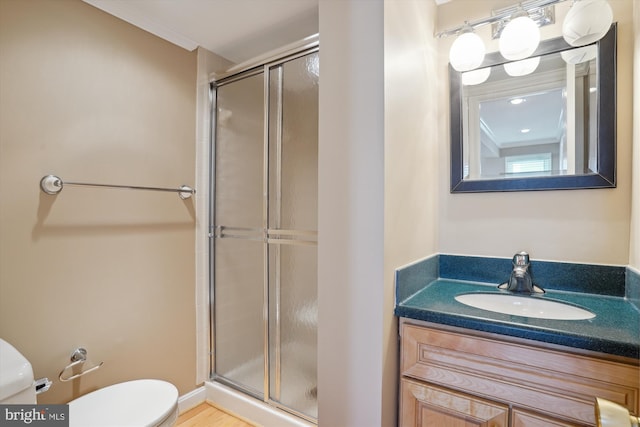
left=450, top=24, right=616, bottom=193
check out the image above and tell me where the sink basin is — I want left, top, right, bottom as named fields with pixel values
left=454, top=293, right=595, bottom=320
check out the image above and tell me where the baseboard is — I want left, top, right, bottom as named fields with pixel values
left=178, top=386, right=206, bottom=414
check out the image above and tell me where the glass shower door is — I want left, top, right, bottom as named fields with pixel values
left=267, top=52, right=319, bottom=420
left=213, top=70, right=266, bottom=398
left=211, top=48, right=318, bottom=421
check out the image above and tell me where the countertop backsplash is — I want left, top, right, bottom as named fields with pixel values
left=627, top=265, right=640, bottom=311
left=396, top=253, right=628, bottom=304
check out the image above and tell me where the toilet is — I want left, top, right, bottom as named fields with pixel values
left=68, top=379, right=178, bottom=427
left=0, top=338, right=179, bottom=427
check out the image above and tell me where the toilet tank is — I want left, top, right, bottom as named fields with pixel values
left=0, top=338, right=36, bottom=404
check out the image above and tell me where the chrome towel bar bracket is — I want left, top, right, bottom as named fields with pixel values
left=40, top=174, right=195, bottom=200
left=59, top=347, right=104, bottom=382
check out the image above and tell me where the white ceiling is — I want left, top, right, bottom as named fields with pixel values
left=83, top=0, right=319, bottom=65
left=480, top=88, right=565, bottom=149
left=82, top=1, right=454, bottom=65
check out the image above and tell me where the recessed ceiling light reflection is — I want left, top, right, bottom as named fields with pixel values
left=461, top=67, right=491, bottom=86
left=510, top=98, right=526, bottom=105
left=521, top=128, right=531, bottom=133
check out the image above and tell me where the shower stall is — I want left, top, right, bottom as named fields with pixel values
left=209, top=43, right=318, bottom=422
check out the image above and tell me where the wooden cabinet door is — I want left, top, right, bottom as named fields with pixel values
left=401, top=378, right=509, bottom=427
left=512, top=409, right=587, bottom=427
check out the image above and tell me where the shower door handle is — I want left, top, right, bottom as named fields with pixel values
left=214, top=225, right=266, bottom=241
left=266, top=229, right=317, bottom=245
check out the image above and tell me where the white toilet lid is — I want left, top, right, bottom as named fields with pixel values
left=68, top=379, right=178, bottom=427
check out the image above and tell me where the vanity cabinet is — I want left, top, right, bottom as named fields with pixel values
left=399, top=320, right=639, bottom=427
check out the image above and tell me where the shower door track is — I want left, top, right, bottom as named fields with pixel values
left=208, top=37, right=319, bottom=425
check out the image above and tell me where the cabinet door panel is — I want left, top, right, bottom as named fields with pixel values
left=512, top=409, right=587, bottom=427
left=401, top=378, right=508, bottom=427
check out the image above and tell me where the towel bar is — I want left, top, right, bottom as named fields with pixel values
left=40, top=174, right=195, bottom=200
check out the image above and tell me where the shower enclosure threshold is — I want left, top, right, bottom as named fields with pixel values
left=205, top=381, right=315, bottom=427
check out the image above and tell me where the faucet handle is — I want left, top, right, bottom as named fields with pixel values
left=513, top=251, right=530, bottom=266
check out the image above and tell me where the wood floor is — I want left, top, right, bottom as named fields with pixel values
left=176, top=403, right=256, bottom=427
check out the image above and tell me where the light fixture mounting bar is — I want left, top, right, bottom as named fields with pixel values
left=435, top=0, right=566, bottom=38
left=492, top=3, right=556, bottom=39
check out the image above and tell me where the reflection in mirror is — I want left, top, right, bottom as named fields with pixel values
left=463, top=44, right=596, bottom=180
left=450, top=24, right=616, bottom=193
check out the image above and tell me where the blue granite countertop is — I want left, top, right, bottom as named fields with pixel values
left=395, top=278, right=640, bottom=359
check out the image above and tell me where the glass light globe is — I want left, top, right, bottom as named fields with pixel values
left=504, top=56, right=540, bottom=77
left=499, top=15, right=540, bottom=61
left=449, top=31, right=485, bottom=72
left=462, top=67, right=491, bottom=86
left=562, top=0, right=613, bottom=47
left=560, top=45, right=597, bottom=64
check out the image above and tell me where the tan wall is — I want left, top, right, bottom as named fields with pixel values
left=385, top=0, right=440, bottom=268
left=631, top=1, right=640, bottom=269
left=384, top=0, right=439, bottom=425
left=436, top=0, right=633, bottom=265
left=0, top=0, right=197, bottom=404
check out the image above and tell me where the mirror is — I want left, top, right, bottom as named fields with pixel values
left=450, top=24, right=616, bottom=193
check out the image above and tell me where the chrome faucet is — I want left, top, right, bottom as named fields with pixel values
left=498, top=252, right=544, bottom=294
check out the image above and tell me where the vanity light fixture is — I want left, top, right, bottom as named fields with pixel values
left=499, top=8, right=540, bottom=60
left=449, top=23, right=486, bottom=72
left=437, top=0, right=614, bottom=71
left=504, top=56, right=541, bottom=76
left=560, top=44, right=597, bottom=64
left=563, top=0, right=613, bottom=47
left=462, top=67, right=491, bottom=86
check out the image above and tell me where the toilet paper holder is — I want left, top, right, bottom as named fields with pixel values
left=59, top=347, right=104, bottom=382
